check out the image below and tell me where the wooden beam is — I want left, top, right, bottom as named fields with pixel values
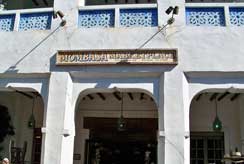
left=97, top=93, right=106, bottom=100
left=140, top=93, right=145, bottom=100
left=32, top=0, right=39, bottom=6
left=217, top=92, right=230, bottom=101
left=128, top=93, right=133, bottom=100
left=8, top=86, right=33, bottom=99
left=87, top=94, right=94, bottom=100
left=210, top=93, right=219, bottom=101
left=230, top=93, right=241, bottom=101
left=43, top=0, right=48, bottom=6
left=113, top=92, right=121, bottom=101
left=196, top=94, right=202, bottom=101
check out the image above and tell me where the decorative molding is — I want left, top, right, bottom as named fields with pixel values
left=0, top=14, right=15, bottom=31
left=19, top=12, right=52, bottom=31
left=120, top=8, right=158, bottom=27
left=78, top=9, right=115, bottom=28
left=186, top=7, right=225, bottom=26
left=56, top=49, right=178, bottom=65
left=229, top=7, right=244, bottom=26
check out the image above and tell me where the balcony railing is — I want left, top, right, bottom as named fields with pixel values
left=186, top=4, right=244, bottom=26
left=78, top=4, right=158, bottom=28
left=0, top=14, right=15, bottom=31
left=0, top=8, right=53, bottom=32
left=186, top=7, right=226, bottom=26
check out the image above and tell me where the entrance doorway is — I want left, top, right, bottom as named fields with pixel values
left=0, top=89, right=44, bottom=164
left=84, top=117, right=157, bottom=164
left=190, top=91, right=243, bottom=164
left=73, top=90, right=158, bottom=164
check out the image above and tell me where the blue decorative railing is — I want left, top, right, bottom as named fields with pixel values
left=78, top=9, right=115, bottom=28
left=186, top=7, right=225, bottom=26
left=19, top=12, right=52, bottom=31
left=229, top=7, right=244, bottom=26
left=120, top=8, right=158, bottom=27
left=0, top=14, right=15, bottom=31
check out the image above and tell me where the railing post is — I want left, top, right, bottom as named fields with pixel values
left=14, top=11, right=20, bottom=31
left=224, top=5, right=231, bottom=26
left=115, top=7, right=120, bottom=28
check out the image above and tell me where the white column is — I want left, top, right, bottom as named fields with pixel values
left=42, top=72, right=74, bottom=164
left=239, top=95, right=244, bottom=154
left=164, top=70, right=185, bottom=164
left=158, top=74, right=165, bottom=164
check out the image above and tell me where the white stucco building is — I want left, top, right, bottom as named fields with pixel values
left=0, top=0, right=244, bottom=164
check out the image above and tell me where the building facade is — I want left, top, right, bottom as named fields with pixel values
left=0, top=0, right=244, bottom=164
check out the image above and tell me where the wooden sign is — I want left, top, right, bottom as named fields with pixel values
left=56, top=49, right=178, bottom=65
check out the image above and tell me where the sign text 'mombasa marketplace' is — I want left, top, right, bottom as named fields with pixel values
left=56, top=50, right=178, bottom=65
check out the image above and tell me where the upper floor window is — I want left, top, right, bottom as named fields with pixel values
left=0, top=0, right=53, bottom=10
left=85, top=0, right=156, bottom=6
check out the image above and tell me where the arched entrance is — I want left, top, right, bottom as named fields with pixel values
left=0, top=87, right=44, bottom=164
left=73, top=89, right=158, bottom=164
left=189, top=90, right=243, bottom=164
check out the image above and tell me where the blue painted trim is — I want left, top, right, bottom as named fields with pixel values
left=78, top=9, right=115, bottom=28
left=19, top=12, right=52, bottom=31
left=119, top=8, right=158, bottom=27
left=0, top=14, right=15, bottom=31
left=186, top=7, right=225, bottom=26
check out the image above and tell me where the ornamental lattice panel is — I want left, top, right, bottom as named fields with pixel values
left=186, top=8, right=225, bottom=26
left=120, top=8, right=158, bottom=27
left=229, top=7, right=244, bottom=26
left=19, top=12, right=52, bottom=31
left=0, top=14, right=15, bottom=31
left=78, top=10, right=115, bottom=28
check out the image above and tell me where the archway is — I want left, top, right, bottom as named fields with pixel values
left=73, top=89, right=158, bottom=164
left=189, top=90, right=243, bottom=164
left=0, top=87, right=44, bottom=164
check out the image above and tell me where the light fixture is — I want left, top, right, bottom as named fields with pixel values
left=165, top=6, right=179, bottom=25
left=28, top=96, right=36, bottom=129
left=212, top=98, right=222, bottom=131
left=165, top=6, right=179, bottom=15
left=165, top=6, right=174, bottom=15
left=117, top=92, right=126, bottom=131
left=167, top=17, right=175, bottom=25
left=173, top=6, right=179, bottom=15
left=53, top=10, right=66, bottom=26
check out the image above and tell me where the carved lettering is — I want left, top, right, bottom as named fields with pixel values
left=56, top=50, right=177, bottom=65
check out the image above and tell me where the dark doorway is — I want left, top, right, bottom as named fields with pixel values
left=84, top=117, right=158, bottom=164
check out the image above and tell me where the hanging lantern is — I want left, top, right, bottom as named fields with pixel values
left=117, top=92, right=126, bottom=131
left=28, top=97, right=36, bottom=129
left=28, top=114, right=35, bottom=129
left=212, top=99, right=222, bottom=131
left=117, top=116, right=126, bottom=131
left=212, top=115, right=222, bottom=131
